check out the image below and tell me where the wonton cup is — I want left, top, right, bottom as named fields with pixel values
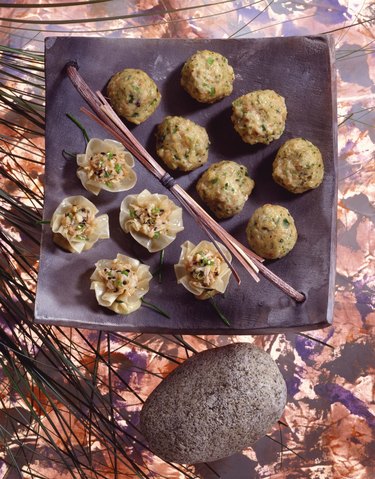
left=119, top=189, right=184, bottom=253
left=77, top=138, right=137, bottom=195
left=51, top=195, right=109, bottom=253
left=174, top=240, right=232, bottom=300
left=90, top=253, right=152, bottom=315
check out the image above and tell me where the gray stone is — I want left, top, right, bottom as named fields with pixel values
left=140, top=343, right=287, bottom=464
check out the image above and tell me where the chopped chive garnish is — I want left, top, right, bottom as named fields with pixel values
left=207, top=57, right=214, bottom=65
left=115, top=163, right=121, bottom=174
left=200, top=257, right=214, bottom=266
left=153, top=231, right=161, bottom=239
left=121, top=270, right=129, bottom=276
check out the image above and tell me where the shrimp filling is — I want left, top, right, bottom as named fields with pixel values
left=98, top=260, right=139, bottom=296
left=128, top=201, right=172, bottom=239
left=85, top=151, right=129, bottom=187
left=186, top=249, right=223, bottom=289
left=60, top=205, right=94, bottom=241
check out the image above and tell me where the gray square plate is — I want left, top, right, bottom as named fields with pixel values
left=35, top=36, right=337, bottom=333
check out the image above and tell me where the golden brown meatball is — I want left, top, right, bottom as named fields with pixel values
left=155, top=116, right=210, bottom=172
left=272, top=138, right=324, bottom=193
left=107, top=68, right=161, bottom=124
left=246, top=204, right=297, bottom=259
left=231, top=90, right=287, bottom=144
left=196, top=160, right=255, bottom=219
left=181, top=50, right=234, bottom=103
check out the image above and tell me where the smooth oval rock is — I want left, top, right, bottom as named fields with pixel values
left=140, top=342, right=287, bottom=464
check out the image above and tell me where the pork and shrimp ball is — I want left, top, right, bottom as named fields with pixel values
left=272, top=138, right=324, bottom=193
left=231, top=89, right=287, bottom=145
left=107, top=68, right=161, bottom=125
left=196, top=160, right=255, bottom=219
left=155, top=116, right=210, bottom=172
left=246, top=204, right=297, bottom=259
left=181, top=50, right=235, bottom=104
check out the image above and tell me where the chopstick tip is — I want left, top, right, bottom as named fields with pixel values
left=65, top=60, right=79, bottom=72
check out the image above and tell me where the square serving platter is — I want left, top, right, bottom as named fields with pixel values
left=35, top=35, right=337, bottom=334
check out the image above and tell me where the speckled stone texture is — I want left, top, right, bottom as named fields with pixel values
left=140, top=343, right=287, bottom=464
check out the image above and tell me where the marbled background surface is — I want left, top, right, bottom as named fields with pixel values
left=0, top=1, right=374, bottom=478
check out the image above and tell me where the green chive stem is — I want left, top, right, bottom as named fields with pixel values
left=141, top=298, right=170, bottom=319
left=66, top=113, right=90, bottom=143
left=158, top=249, right=164, bottom=284
left=62, top=149, right=76, bottom=160
left=209, top=298, right=230, bottom=326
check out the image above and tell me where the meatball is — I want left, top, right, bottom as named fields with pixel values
left=231, top=90, right=287, bottom=145
left=246, top=204, right=297, bottom=259
left=196, top=160, right=255, bottom=219
left=156, top=116, right=210, bottom=172
left=107, top=68, right=161, bottom=125
left=181, top=50, right=234, bottom=104
left=272, top=138, right=324, bottom=193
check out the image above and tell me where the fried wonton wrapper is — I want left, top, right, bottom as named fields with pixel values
left=77, top=138, right=137, bottom=195
left=90, top=253, right=152, bottom=315
left=174, top=240, right=232, bottom=300
left=119, top=189, right=184, bottom=253
left=51, top=195, right=109, bottom=253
